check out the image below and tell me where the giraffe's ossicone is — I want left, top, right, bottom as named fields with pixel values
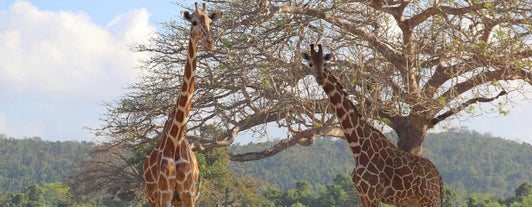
left=302, top=44, right=444, bottom=207
left=143, top=3, right=222, bottom=207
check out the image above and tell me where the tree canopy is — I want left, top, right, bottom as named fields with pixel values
left=86, top=0, right=530, bottom=200
left=96, top=0, right=531, bottom=162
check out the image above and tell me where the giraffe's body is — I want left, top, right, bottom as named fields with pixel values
left=302, top=44, right=443, bottom=207
left=143, top=3, right=221, bottom=207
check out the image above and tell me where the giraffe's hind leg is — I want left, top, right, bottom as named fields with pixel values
left=360, top=195, right=381, bottom=207
left=172, top=190, right=182, bottom=206
left=178, top=192, right=196, bottom=207
left=401, top=200, right=420, bottom=207
left=418, top=197, right=439, bottom=207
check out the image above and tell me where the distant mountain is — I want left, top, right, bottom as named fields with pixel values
left=0, top=135, right=94, bottom=194
left=424, top=130, right=531, bottom=198
left=1, top=130, right=530, bottom=199
left=229, top=129, right=532, bottom=198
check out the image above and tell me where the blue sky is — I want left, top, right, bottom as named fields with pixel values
left=0, top=0, right=531, bottom=144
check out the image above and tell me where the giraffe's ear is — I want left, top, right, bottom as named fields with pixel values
left=181, top=11, right=192, bottom=22
left=324, top=53, right=333, bottom=61
left=301, top=53, right=311, bottom=61
left=209, top=11, right=223, bottom=21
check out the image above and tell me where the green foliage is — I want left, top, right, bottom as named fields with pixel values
left=231, top=130, right=532, bottom=200
left=502, top=182, right=532, bottom=206
left=1, top=130, right=531, bottom=206
left=425, top=130, right=532, bottom=198
left=264, top=174, right=361, bottom=207
left=444, top=186, right=465, bottom=207
left=197, top=147, right=274, bottom=207
left=1, top=184, right=45, bottom=207
left=0, top=183, right=69, bottom=207
left=265, top=179, right=531, bottom=207
left=0, top=135, right=94, bottom=194
left=466, top=193, right=503, bottom=207
left=0, top=182, right=138, bottom=207
left=230, top=139, right=355, bottom=191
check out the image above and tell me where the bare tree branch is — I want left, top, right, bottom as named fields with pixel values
left=430, top=90, right=507, bottom=128
left=230, top=126, right=344, bottom=162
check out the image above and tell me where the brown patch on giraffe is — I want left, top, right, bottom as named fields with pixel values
left=358, top=149, right=370, bottom=166
left=179, top=94, right=188, bottom=106
left=365, top=142, right=375, bottom=155
left=383, top=165, right=394, bottom=180
left=176, top=162, right=190, bottom=175
left=183, top=173, right=194, bottom=187
left=332, top=93, right=342, bottom=103
left=323, top=83, right=335, bottom=94
left=187, top=41, right=195, bottom=58
left=175, top=109, right=185, bottom=124
left=158, top=176, right=169, bottom=190
left=175, top=181, right=184, bottom=193
left=148, top=151, right=158, bottom=164
left=185, top=66, right=193, bottom=80
left=341, top=117, right=352, bottom=129
left=367, top=162, right=379, bottom=173
left=165, top=139, right=176, bottom=152
left=343, top=100, right=355, bottom=115
left=170, top=124, right=179, bottom=137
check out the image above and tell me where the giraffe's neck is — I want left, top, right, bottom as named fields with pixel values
left=317, top=69, right=382, bottom=157
left=161, top=38, right=199, bottom=148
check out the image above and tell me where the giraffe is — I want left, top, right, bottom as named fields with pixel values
left=143, top=3, right=222, bottom=207
left=302, top=44, right=443, bottom=207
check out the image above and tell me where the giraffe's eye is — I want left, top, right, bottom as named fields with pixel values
left=308, top=63, right=313, bottom=67
left=192, top=21, right=198, bottom=26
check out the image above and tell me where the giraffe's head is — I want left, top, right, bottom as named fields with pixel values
left=181, top=2, right=222, bottom=51
left=302, top=44, right=332, bottom=79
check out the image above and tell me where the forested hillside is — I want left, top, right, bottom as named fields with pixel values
left=230, top=129, right=532, bottom=198
left=424, top=130, right=532, bottom=198
left=1, top=130, right=530, bottom=200
left=0, top=134, right=94, bottom=194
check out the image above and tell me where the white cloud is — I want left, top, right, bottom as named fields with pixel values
left=0, top=1, right=157, bottom=140
left=0, top=1, right=155, bottom=99
left=107, top=8, right=156, bottom=46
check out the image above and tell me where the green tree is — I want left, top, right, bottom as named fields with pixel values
left=509, top=194, right=532, bottom=207
left=1, top=192, right=25, bottom=207
left=197, top=147, right=273, bottom=207
left=315, top=184, right=346, bottom=207
left=514, top=182, right=532, bottom=200
left=0, top=184, right=45, bottom=207
left=503, top=182, right=532, bottom=206
left=444, top=186, right=461, bottom=207
left=263, top=188, right=285, bottom=206
left=42, top=182, right=72, bottom=207
left=467, top=193, right=502, bottom=207
left=24, top=184, right=44, bottom=207
left=290, top=202, right=307, bottom=207
left=265, top=173, right=361, bottom=207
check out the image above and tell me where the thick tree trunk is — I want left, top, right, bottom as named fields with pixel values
left=391, top=115, right=429, bottom=156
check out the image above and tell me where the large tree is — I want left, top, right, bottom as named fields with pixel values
left=77, top=0, right=531, bottom=196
